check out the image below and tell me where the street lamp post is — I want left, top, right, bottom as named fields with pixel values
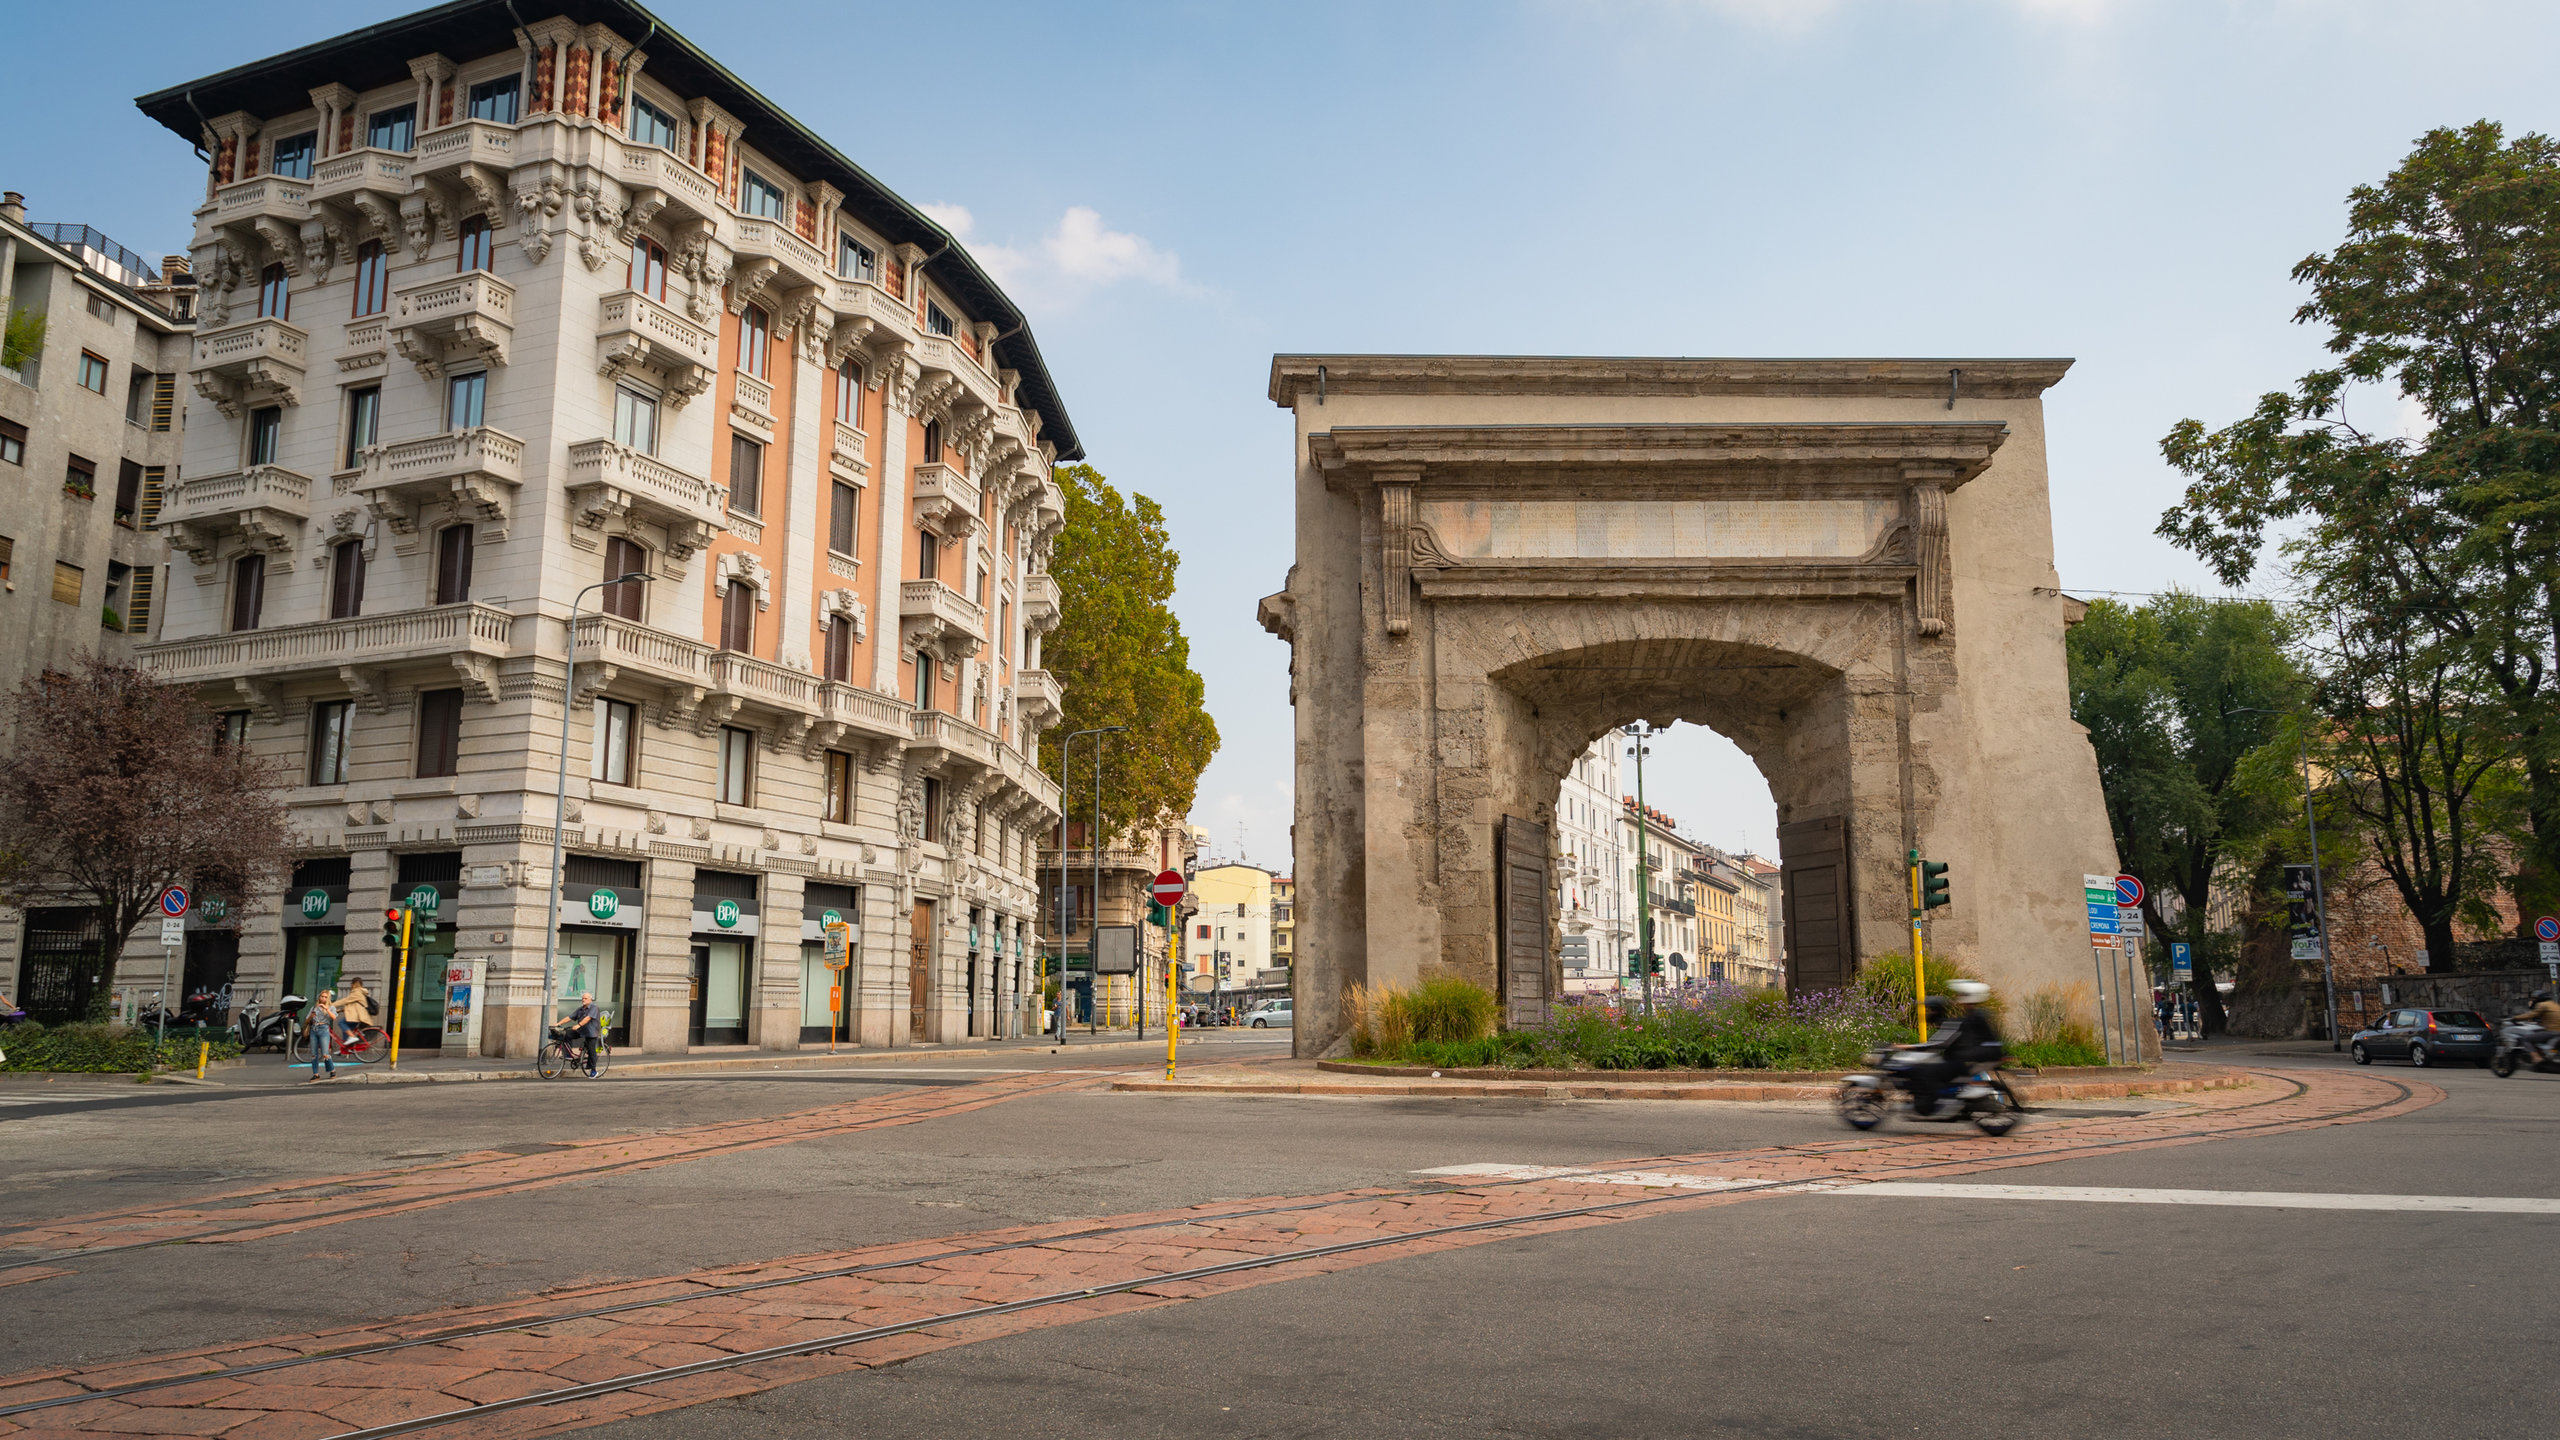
left=540, top=572, right=651, bottom=1050
left=1054, top=726, right=1123, bottom=1041
left=1626, top=723, right=1657, bottom=1015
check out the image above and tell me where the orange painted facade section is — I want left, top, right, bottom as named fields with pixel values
left=700, top=300, right=793, bottom=662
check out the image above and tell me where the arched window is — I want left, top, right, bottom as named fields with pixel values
left=256, top=263, right=289, bottom=319
left=456, top=215, right=492, bottom=273
left=739, top=304, right=769, bottom=380
left=351, top=241, right=387, bottom=317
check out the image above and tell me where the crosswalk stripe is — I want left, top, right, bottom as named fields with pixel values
left=1827, top=1182, right=2560, bottom=1213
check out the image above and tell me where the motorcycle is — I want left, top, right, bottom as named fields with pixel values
left=237, top=993, right=304, bottom=1053
left=2488, top=1021, right=2560, bottom=1077
left=1836, top=1044, right=2025, bottom=1136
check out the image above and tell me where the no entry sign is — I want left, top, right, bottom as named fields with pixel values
left=1151, top=871, right=1188, bottom=907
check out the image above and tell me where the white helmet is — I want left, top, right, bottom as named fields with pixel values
left=1950, top=980, right=1990, bottom=1005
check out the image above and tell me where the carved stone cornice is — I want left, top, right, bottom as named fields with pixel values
left=1269, top=355, right=2074, bottom=406
left=1306, top=423, right=2011, bottom=493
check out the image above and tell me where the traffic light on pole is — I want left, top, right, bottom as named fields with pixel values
left=1920, top=860, right=1951, bottom=911
left=381, top=905, right=406, bottom=949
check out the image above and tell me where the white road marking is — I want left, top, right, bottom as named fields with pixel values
left=1412, top=1163, right=1750, bottom=1192
left=1827, top=1183, right=2560, bottom=1213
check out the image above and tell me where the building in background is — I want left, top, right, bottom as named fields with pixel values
left=1039, top=813, right=1192, bottom=1026
left=1619, top=799, right=1705, bottom=986
left=1557, top=728, right=1628, bottom=994
left=1271, top=874, right=1294, bottom=973
left=1735, top=855, right=1781, bottom=988
left=124, top=1, right=1075, bottom=1056
left=1692, top=853, right=1739, bottom=982
left=1190, top=862, right=1278, bottom=1000
left=0, top=191, right=193, bottom=1021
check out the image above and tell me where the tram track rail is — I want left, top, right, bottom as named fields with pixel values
left=0, top=1066, right=2418, bottom=1432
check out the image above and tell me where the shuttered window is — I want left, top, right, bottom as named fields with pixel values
left=330, top=539, right=366, bottom=619
left=602, top=537, right=647, bottom=620
left=139, top=467, right=166, bottom=525
left=829, top=480, right=857, bottom=556
left=0, top=536, right=14, bottom=588
left=728, top=433, right=762, bottom=515
left=434, top=525, right=474, bottom=605
left=51, top=562, right=82, bottom=605
left=415, top=688, right=464, bottom=778
left=151, top=372, right=175, bottom=431
left=824, top=615, right=853, bottom=683
left=124, top=565, right=155, bottom=634
left=719, top=580, right=754, bottom=653
left=230, top=554, right=265, bottom=631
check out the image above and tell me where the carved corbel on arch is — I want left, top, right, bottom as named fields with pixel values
left=1902, top=462, right=1958, bottom=638
left=250, top=216, right=302, bottom=278
left=728, top=256, right=782, bottom=316
left=715, top=549, right=773, bottom=610
left=820, top=588, right=868, bottom=642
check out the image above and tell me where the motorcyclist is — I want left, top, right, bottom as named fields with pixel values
left=2508, top=990, right=2560, bottom=1063
left=1904, top=981, right=2003, bottom=1117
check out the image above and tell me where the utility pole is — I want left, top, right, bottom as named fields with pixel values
left=1627, top=723, right=1656, bottom=1015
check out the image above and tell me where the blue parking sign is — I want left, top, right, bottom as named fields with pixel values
left=2171, top=942, right=2193, bottom=981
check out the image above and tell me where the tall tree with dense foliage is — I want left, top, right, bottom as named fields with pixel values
left=0, top=658, right=293, bottom=1011
left=1039, top=464, right=1220, bottom=842
left=2159, top=120, right=2560, bottom=927
left=2066, top=594, right=2305, bottom=1034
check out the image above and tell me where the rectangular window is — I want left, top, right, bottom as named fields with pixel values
left=126, top=562, right=155, bottom=633
left=922, top=776, right=942, bottom=841
left=257, top=263, right=289, bottom=319
left=76, top=351, right=108, bottom=394
left=367, top=104, right=416, bottom=152
left=345, top=386, right=380, bottom=469
left=271, top=131, right=316, bottom=179
left=824, top=614, right=853, bottom=683
left=456, top=215, right=493, bottom=273
left=213, top=710, right=249, bottom=748
left=591, top=698, right=636, bottom=785
left=629, top=95, right=678, bottom=150
left=717, top=725, right=754, bottom=805
left=248, top=406, right=282, bottom=466
left=330, top=538, right=366, bottom=619
left=113, top=460, right=141, bottom=527
left=738, top=304, right=769, bottom=380
left=140, top=466, right=165, bottom=524
left=0, top=419, right=23, bottom=466
left=127, top=369, right=152, bottom=423
left=741, top=170, right=786, bottom=221
left=914, top=654, right=936, bottom=710
left=309, top=700, right=354, bottom=785
left=351, top=240, right=388, bottom=317
left=719, top=579, right=754, bottom=653
left=835, top=358, right=862, bottom=420
left=415, top=688, right=464, bottom=778
left=435, top=525, right=475, bottom=605
left=466, top=74, right=521, bottom=124
left=921, top=419, right=942, bottom=462
left=839, top=234, right=876, bottom=281
left=612, top=386, right=659, bottom=452
left=925, top=301, right=956, bottom=337
left=824, top=750, right=853, bottom=823
left=230, top=553, right=265, bottom=631
left=728, top=433, right=762, bottom=515
left=64, top=454, right=95, bottom=497
left=628, top=237, right=667, bottom=300
left=601, top=536, right=649, bottom=621
left=50, top=561, right=81, bottom=605
left=447, top=371, right=486, bottom=430
left=828, top=480, right=858, bottom=557
left=916, top=527, right=938, bottom=581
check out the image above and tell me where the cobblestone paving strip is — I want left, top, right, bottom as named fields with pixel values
left=0, top=1068, right=2436, bottom=1440
left=0, top=1072, right=1101, bottom=1268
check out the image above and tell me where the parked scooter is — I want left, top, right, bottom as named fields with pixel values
left=236, top=993, right=304, bottom=1053
left=1836, top=1045, right=2025, bottom=1136
left=2488, top=1020, right=2560, bottom=1077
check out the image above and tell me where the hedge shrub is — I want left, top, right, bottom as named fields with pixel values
left=0, top=1022, right=242, bottom=1073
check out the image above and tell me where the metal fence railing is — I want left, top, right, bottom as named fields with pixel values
left=30, top=222, right=159, bottom=287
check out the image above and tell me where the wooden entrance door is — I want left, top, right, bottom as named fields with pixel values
left=1778, top=815, right=1853, bottom=994
left=1496, top=815, right=1551, bottom=1028
left=908, top=901, right=933, bottom=1041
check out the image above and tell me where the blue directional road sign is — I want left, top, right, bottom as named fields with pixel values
left=2171, top=942, right=2193, bottom=981
left=2086, top=902, right=2121, bottom=935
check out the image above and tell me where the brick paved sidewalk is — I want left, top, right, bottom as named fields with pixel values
left=0, top=1067, right=2437, bottom=1440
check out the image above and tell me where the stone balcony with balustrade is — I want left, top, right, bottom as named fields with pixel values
left=139, top=601, right=517, bottom=686
left=388, top=270, right=513, bottom=378
left=564, top=439, right=727, bottom=559
left=597, top=289, right=717, bottom=408
left=353, top=427, right=524, bottom=534
left=309, top=147, right=410, bottom=207
left=910, top=462, right=980, bottom=539
left=899, top=579, right=985, bottom=661
left=205, top=174, right=311, bottom=235
left=731, top=215, right=831, bottom=294
left=1018, top=572, right=1061, bottom=634
left=158, top=465, right=313, bottom=561
left=412, top=119, right=517, bottom=186
left=913, top=332, right=1003, bottom=415
left=191, top=317, right=307, bottom=416
left=1015, top=668, right=1065, bottom=733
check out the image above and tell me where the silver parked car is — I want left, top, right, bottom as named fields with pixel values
left=1248, top=999, right=1293, bottom=1028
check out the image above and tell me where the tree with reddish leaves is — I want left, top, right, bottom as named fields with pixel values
left=0, top=658, right=292, bottom=1000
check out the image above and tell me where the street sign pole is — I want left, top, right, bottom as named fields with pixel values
left=1907, top=850, right=1926, bottom=1043
left=154, top=887, right=191, bottom=1047
left=389, top=906, right=413, bottom=1069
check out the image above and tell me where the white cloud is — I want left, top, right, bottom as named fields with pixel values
left=921, top=202, right=1189, bottom=304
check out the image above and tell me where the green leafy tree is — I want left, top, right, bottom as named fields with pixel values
left=1038, top=464, right=1220, bottom=842
left=2159, top=120, right=2560, bottom=925
left=2066, top=594, right=2305, bottom=1034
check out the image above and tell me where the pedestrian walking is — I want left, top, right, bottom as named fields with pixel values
left=2154, top=989, right=2174, bottom=1038
left=307, top=990, right=341, bottom=1081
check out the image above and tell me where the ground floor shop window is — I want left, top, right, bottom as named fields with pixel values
left=557, top=928, right=633, bottom=1044
left=691, top=939, right=749, bottom=1045
left=799, top=942, right=855, bottom=1043
left=287, top=930, right=346, bottom=1003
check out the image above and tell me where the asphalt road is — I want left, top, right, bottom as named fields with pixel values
left=6, top=1045, right=2554, bottom=1438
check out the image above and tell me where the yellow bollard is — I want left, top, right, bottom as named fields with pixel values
left=196, top=1040, right=209, bottom=1080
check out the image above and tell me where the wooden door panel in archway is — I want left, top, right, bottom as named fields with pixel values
left=909, top=901, right=933, bottom=1040
left=1496, top=815, right=1551, bottom=1027
left=1779, top=815, right=1853, bottom=993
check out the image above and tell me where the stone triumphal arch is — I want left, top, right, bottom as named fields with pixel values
left=1257, top=356, right=2121, bottom=1058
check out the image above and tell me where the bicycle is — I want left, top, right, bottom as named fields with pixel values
left=536, top=1031, right=611, bottom=1079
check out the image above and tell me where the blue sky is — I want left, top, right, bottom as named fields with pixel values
left=12, top=0, right=2557, bottom=868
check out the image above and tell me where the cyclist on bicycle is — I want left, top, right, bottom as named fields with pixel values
left=561, top=992, right=602, bottom=1078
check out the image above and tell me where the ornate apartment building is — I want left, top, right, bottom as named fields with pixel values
left=128, top=0, right=1073, bottom=1056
